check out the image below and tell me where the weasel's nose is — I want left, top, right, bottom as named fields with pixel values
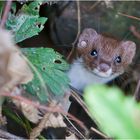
left=98, top=63, right=110, bottom=72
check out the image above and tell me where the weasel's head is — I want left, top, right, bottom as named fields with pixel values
left=77, top=28, right=136, bottom=78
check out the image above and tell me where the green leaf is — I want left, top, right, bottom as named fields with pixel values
left=0, top=1, right=4, bottom=19
left=22, top=48, right=69, bottom=102
left=6, top=2, right=47, bottom=43
left=84, top=85, right=140, bottom=139
left=21, top=2, right=42, bottom=16
left=3, top=106, right=31, bottom=135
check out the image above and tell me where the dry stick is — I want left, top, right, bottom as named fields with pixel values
left=1, top=92, right=87, bottom=132
left=90, top=127, right=109, bottom=139
left=89, top=1, right=100, bottom=11
left=30, top=113, right=51, bottom=139
left=118, top=13, right=140, bottom=101
left=130, top=26, right=140, bottom=100
left=134, top=79, right=140, bottom=102
left=71, top=89, right=108, bottom=138
left=66, top=0, right=81, bottom=61
left=130, top=25, right=140, bottom=40
left=118, top=12, right=140, bottom=39
left=30, top=102, right=62, bottom=139
left=0, top=0, right=12, bottom=29
left=118, top=12, right=140, bottom=21
left=64, top=115, right=86, bottom=139
left=71, top=89, right=92, bottom=119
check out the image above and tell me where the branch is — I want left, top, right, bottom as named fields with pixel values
left=1, top=92, right=87, bottom=132
left=118, top=12, right=140, bottom=21
left=134, top=78, right=140, bottom=102
left=0, top=0, right=12, bottom=29
left=130, top=25, right=140, bottom=40
left=67, top=0, right=81, bottom=61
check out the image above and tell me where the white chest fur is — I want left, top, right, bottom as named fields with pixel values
left=67, top=58, right=118, bottom=91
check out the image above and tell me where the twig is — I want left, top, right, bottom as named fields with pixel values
left=64, top=115, right=87, bottom=139
left=118, top=12, right=140, bottom=21
left=130, top=25, right=140, bottom=40
left=89, top=1, right=100, bottom=11
left=90, top=127, right=109, bottom=139
left=1, top=92, right=87, bottom=132
left=67, top=0, right=81, bottom=61
left=30, top=113, right=51, bottom=139
left=71, top=88, right=108, bottom=138
left=30, top=101, right=63, bottom=139
left=71, top=88, right=92, bottom=120
left=134, top=78, right=140, bottom=102
left=0, top=0, right=12, bottom=29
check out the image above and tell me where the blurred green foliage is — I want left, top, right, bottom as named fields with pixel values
left=84, top=85, right=140, bottom=139
left=3, top=106, right=32, bottom=136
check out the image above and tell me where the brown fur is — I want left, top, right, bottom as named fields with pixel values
left=75, top=28, right=136, bottom=75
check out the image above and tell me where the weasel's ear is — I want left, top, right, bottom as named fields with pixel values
left=77, top=28, right=98, bottom=48
left=121, top=41, right=136, bottom=63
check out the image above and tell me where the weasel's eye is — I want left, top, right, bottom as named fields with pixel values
left=91, top=49, right=98, bottom=57
left=115, top=56, right=121, bottom=63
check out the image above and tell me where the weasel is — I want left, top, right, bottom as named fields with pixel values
left=68, top=28, right=136, bottom=91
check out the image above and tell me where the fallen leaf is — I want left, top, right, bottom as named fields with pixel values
left=30, top=101, right=66, bottom=139
left=45, top=113, right=66, bottom=128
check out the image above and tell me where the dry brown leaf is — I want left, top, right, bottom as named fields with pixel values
left=11, top=87, right=42, bottom=123
left=45, top=113, right=66, bottom=128
left=21, top=101, right=42, bottom=123
left=13, top=99, right=67, bottom=126
left=13, top=99, right=42, bottom=123
left=30, top=112, right=66, bottom=139
left=44, top=101, right=66, bottom=128
left=30, top=101, right=66, bottom=139
left=0, top=29, right=33, bottom=94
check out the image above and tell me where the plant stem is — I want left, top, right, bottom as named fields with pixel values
left=0, top=0, right=12, bottom=29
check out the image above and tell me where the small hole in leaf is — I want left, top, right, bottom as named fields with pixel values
left=38, top=24, right=41, bottom=28
left=34, top=7, right=38, bottom=10
left=42, top=67, right=46, bottom=70
left=11, top=9, right=14, bottom=14
left=54, top=60, right=62, bottom=64
left=62, top=56, right=65, bottom=59
left=37, top=87, right=40, bottom=91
